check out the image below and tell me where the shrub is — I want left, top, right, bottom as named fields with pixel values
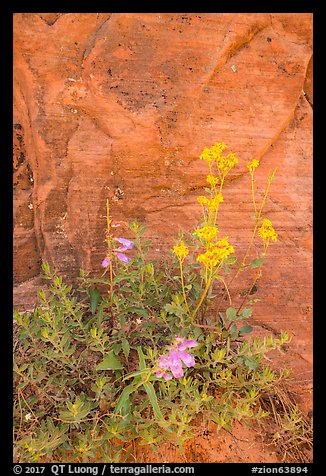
left=14, top=143, right=296, bottom=463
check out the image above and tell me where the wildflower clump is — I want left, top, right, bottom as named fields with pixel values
left=155, top=335, right=198, bottom=380
left=12, top=140, right=299, bottom=465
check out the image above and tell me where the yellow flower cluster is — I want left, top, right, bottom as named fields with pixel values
left=199, top=142, right=238, bottom=176
left=247, top=159, right=260, bottom=174
left=172, top=241, right=189, bottom=260
left=200, top=142, right=228, bottom=163
left=197, top=237, right=234, bottom=268
left=194, top=225, right=218, bottom=242
left=197, top=196, right=208, bottom=205
left=197, top=193, right=223, bottom=211
left=216, top=152, right=238, bottom=174
left=206, top=174, right=219, bottom=187
left=258, top=219, right=278, bottom=242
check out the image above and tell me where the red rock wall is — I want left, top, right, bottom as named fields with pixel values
left=13, top=13, right=312, bottom=409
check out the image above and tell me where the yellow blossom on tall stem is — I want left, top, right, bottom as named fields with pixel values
left=247, top=159, right=260, bottom=174
left=196, top=237, right=234, bottom=270
left=206, top=174, right=219, bottom=188
left=172, top=241, right=190, bottom=316
left=247, top=159, right=260, bottom=214
left=192, top=142, right=239, bottom=323
left=258, top=218, right=278, bottom=254
left=194, top=224, right=218, bottom=243
left=172, top=241, right=189, bottom=261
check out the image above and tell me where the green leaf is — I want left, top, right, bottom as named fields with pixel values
left=229, top=323, right=237, bottom=333
left=122, top=339, right=130, bottom=359
left=88, top=288, right=101, bottom=315
left=119, top=307, right=149, bottom=318
left=225, top=307, right=237, bottom=322
left=59, top=397, right=93, bottom=423
left=114, top=384, right=134, bottom=414
left=123, top=369, right=149, bottom=381
left=137, top=347, right=146, bottom=371
left=239, top=325, right=253, bottom=335
left=218, top=311, right=225, bottom=325
left=243, top=356, right=260, bottom=370
left=96, top=351, right=124, bottom=371
left=113, top=273, right=139, bottom=283
left=251, top=258, right=264, bottom=268
left=143, top=381, right=164, bottom=420
left=241, top=308, right=252, bottom=318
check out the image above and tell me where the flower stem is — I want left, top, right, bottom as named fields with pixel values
left=191, top=269, right=212, bottom=323
left=179, top=259, right=190, bottom=315
left=106, top=199, right=114, bottom=326
left=109, top=260, right=114, bottom=326
left=216, top=168, right=277, bottom=311
left=251, top=172, right=257, bottom=215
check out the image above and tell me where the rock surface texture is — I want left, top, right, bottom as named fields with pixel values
left=14, top=13, right=312, bottom=416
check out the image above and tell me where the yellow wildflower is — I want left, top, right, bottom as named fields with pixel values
left=199, top=147, right=214, bottom=164
left=207, top=193, right=223, bottom=211
left=213, top=236, right=235, bottom=259
left=206, top=174, right=219, bottom=187
left=197, top=236, right=234, bottom=268
left=216, top=152, right=238, bottom=174
left=199, top=142, right=228, bottom=163
left=258, top=219, right=278, bottom=242
left=247, top=159, right=260, bottom=173
left=197, top=196, right=208, bottom=205
left=172, top=241, right=189, bottom=260
left=194, top=225, right=218, bottom=242
left=210, top=142, right=228, bottom=156
left=199, top=143, right=238, bottom=176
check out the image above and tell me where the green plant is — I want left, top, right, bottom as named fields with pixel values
left=13, top=142, right=307, bottom=463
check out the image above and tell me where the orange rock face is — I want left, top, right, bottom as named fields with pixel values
left=13, top=13, right=312, bottom=413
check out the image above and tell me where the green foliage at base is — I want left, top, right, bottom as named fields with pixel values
left=14, top=253, right=290, bottom=463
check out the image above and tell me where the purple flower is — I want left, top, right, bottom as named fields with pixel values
left=102, top=237, right=134, bottom=268
left=168, top=349, right=184, bottom=378
left=158, top=355, right=171, bottom=370
left=156, top=335, right=198, bottom=380
left=178, top=350, right=195, bottom=368
left=156, top=370, right=173, bottom=381
left=116, top=253, right=131, bottom=264
left=177, top=339, right=198, bottom=351
left=184, top=339, right=198, bottom=348
left=163, top=372, right=173, bottom=381
left=115, top=238, right=134, bottom=250
left=102, top=257, right=110, bottom=268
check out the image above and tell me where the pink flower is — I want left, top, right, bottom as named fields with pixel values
left=102, top=257, right=110, bottom=268
left=156, top=370, right=172, bottom=381
left=102, top=237, right=135, bottom=267
left=155, top=335, right=198, bottom=380
left=115, top=238, right=134, bottom=250
left=158, top=355, right=171, bottom=370
left=177, top=338, right=198, bottom=351
left=178, top=350, right=195, bottom=368
left=116, top=253, right=131, bottom=264
left=163, top=372, right=173, bottom=381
